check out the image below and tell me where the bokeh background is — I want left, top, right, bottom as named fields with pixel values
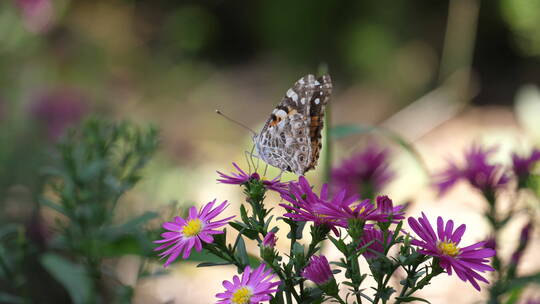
left=2, top=0, right=540, bottom=303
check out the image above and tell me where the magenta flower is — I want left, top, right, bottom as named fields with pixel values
left=216, top=264, right=280, bottom=304
left=359, top=227, right=392, bottom=259
left=29, top=88, right=87, bottom=141
left=302, top=255, right=334, bottom=285
left=217, top=163, right=288, bottom=194
left=312, top=195, right=404, bottom=229
left=408, top=213, right=496, bottom=291
left=512, top=148, right=540, bottom=187
left=372, top=195, right=406, bottom=222
left=331, top=143, right=394, bottom=197
left=262, top=232, right=277, bottom=248
left=154, top=199, right=234, bottom=267
left=435, top=144, right=510, bottom=196
left=15, top=0, right=54, bottom=33
left=280, top=176, right=359, bottom=235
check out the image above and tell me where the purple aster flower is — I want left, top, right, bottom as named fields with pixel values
left=373, top=195, right=406, bottom=222
left=483, top=236, right=496, bottom=250
left=15, top=0, right=54, bottom=33
left=215, top=264, right=280, bottom=304
left=512, top=148, right=540, bottom=187
left=302, top=255, right=334, bottom=285
left=154, top=199, right=234, bottom=267
left=358, top=227, right=392, bottom=259
left=280, top=176, right=359, bottom=235
left=331, top=143, right=394, bottom=197
left=217, top=163, right=288, bottom=195
left=408, top=213, right=496, bottom=291
left=29, top=88, right=87, bottom=141
left=312, top=194, right=404, bottom=230
left=262, top=232, right=277, bottom=248
left=435, top=144, right=510, bottom=196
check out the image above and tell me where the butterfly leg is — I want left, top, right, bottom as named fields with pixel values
left=263, top=163, right=269, bottom=177
left=276, top=169, right=284, bottom=180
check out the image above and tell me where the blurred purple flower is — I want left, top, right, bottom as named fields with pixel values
left=29, top=89, right=87, bottom=141
left=301, top=255, right=334, bottom=285
left=15, top=0, right=54, bottom=33
left=358, top=227, right=392, bottom=259
left=331, top=143, right=394, bottom=197
left=280, top=176, right=359, bottom=235
left=510, top=220, right=533, bottom=268
left=217, top=163, right=288, bottom=195
left=408, top=213, right=496, bottom=291
left=435, top=144, right=510, bottom=196
left=512, top=149, right=540, bottom=188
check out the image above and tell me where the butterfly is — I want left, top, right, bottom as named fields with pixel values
left=252, top=74, right=332, bottom=175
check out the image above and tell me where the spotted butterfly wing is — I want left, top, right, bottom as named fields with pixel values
left=253, top=74, right=332, bottom=175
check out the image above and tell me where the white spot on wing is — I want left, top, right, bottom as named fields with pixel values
left=300, top=98, right=306, bottom=104
left=275, top=109, right=287, bottom=118
left=314, top=98, right=320, bottom=105
left=287, top=89, right=298, bottom=101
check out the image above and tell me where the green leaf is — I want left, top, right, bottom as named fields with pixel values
left=40, top=254, right=92, bottom=304
left=0, top=292, right=23, bottom=304
left=229, top=222, right=259, bottom=240
left=505, top=273, right=540, bottom=290
left=39, top=197, right=67, bottom=216
left=197, top=262, right=233, bottom=268
left=101, top=235, right=147, bottom=257
left=394, top=296, right=431, bottom=303
left=235, top=235, right=250, bottom=267
left=108, top=211, right=158, bottom=236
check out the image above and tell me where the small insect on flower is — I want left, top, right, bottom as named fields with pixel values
left=216, top=264, right=280, bottom=304
left=408, top=213, right=496, bottom=291
left=154, top=199, right=234, bottom=267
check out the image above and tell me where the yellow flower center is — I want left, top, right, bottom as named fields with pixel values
left=182, top=219, right=203, bottom=237
left=438, top=240, right=460, bottom=257
left=231, top=286, right=252, bottom=304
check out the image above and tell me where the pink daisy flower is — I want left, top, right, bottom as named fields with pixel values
left=154, top=199, right=234, bottom=267
left=216, top=264, right=280, bottom=304
left=408, top=213, right=496, bottom=291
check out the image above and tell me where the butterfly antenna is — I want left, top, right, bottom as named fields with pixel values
left=215, top=109, right=257, bottom=136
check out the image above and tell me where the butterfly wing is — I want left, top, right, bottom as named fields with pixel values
left=255, top=74, right=332, bottom=175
